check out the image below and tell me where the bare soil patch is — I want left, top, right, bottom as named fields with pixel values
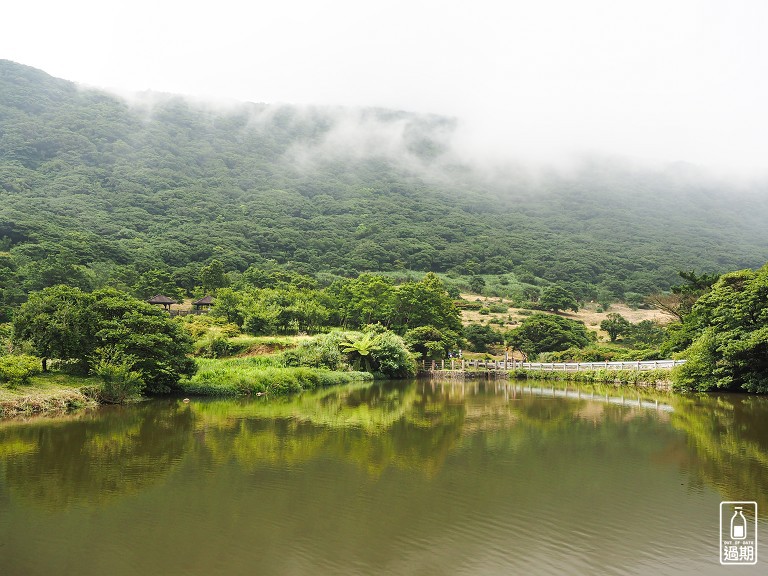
left=459, top=294, right=675, bottom=342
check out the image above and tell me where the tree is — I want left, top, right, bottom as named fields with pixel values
left=89, top=288, right=196, bottom=393
left=506, top=313, right=592, bottom=359
left=339, top=329, right=416, bottom=377
left=209, top=287, right=250, bottom=326
left=392, top=273, right=462, bottom=333
left=647, top=269, right=720, bottom=322
left=673, top=265, right=768, bottom=393
left=462, top=324, right=503, bottom=353
left=539, top=285, right=579, bottom=313
left=367, top=330, right=417, bottom=378
left=22, top=250, right=94, bottom=293
left=600, top=313, right=631, bottom=342
left=469, top=275, right=486, bottom=295
left=628, top=320, right=666, bottom=347
left=12, top=285, right=95, bottom=371
left=199, top=259, right=229, bottom=294
left=133, top=269, right=184, bottom=302
left=404, top=325, right=460, bottom=360
left=329, top=274, right=395, bottom=328
left=12, top=286, right=195, bottom=392
left=340, top=332, right=381, bottom=372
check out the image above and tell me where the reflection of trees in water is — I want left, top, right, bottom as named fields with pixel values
left=669, top=393, right=768, bottom=509
left=190, top=381, right=467, bottom=477
left=0, top=402, right=194, bottom=509
left=3, top=380, right=766, bottom=511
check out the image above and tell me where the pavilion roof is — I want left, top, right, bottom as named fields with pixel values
left=147, top=294, right=176, bottom=304
left=192, top=295, right=214, bottom=305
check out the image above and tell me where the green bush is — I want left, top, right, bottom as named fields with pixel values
left=0, top=354, right=42, bottom=387
left=194, top=333, right=233, bottom=358
left=180, top=314, right=239, bottom=339
left=283, top=332, right=347, bottom=370
left=370, top=330, right=417, bottom=378
left=91, top=350, right=145, bottom=403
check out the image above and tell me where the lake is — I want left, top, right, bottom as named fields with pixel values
left=1, top=379, right=765, bottom=575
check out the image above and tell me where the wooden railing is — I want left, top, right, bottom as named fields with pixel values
left=421, top=359, right=685, bottom=372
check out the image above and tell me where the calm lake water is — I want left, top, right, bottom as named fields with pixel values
left=1, top=379, right=766, bottom=575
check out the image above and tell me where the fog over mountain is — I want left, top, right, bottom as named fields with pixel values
left=3, top=0, right=768, bottom=178
left=1, top=57, right=767, bottom=321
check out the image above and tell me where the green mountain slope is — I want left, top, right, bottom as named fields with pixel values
left=1, top=59, right=767, bottom=311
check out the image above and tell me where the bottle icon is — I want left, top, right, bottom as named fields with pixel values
left=731, top=506, right=747, bottom=540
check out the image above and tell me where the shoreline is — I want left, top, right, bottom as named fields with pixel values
left=0, top=386, right=98, bottom=419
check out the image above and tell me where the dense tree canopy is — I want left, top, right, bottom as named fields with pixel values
left=1, top=59, right=767, bottom=320
left=600, top=313, right=631, bottom=342
left=539, top=285, right=579, bottom=313
left=506, top=313, right=593, bottom=358
left=674, top=264, right=768, bottom=393
left=12, top=286, right=195, bottom=392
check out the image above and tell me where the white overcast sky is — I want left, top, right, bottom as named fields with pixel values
left=3, top=0, right=768, bottom=175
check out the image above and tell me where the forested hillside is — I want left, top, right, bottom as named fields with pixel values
left=1, top=59, right=767, bottom=317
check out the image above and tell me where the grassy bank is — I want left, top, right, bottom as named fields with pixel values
left=507, top=368, right=672, bottom=389
left=0, top=373, right=99, bottom=418
left=179, top=357, right=373, bottom=397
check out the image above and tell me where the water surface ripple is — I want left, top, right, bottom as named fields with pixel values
left=1, top=380, right=766, bottom=575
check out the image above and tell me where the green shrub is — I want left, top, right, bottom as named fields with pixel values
left=283, top=332, right=347, bottom=370
left=456, top=300, right=483, bottom=310
left=0, top=354, right=42, bottom=387
left=194, top=333, right=233, bottom=358
left=370, top=330, right=417, bottom=378
left=90, top=349, right=145, bottom=403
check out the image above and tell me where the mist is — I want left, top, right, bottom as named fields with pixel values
left=4, top=0, right=767, bottom=182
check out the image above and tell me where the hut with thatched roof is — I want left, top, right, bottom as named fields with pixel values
left=147, top=294, right=176, bottom=311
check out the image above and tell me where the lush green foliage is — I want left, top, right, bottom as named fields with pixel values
left=539, top=285, right=579, bottom=313
left=673, top=265, right=768, bottom=393
left=11, top=285, right=94, bottom=371
left=0, top=354, right=42, bottom=387
left=601, top=313, right=632, bottom=342
left=404, top=325, right=460, bottom=360
left=2, top=60, right=767, bottom=322
left=333, top=329, right=417, bottom=378
left=462, top=324, right=504, bottom=353
left=283, top=332, right=347, bottom=370
left=506, top=313, right=594, bottom=358
left=90, top=347, right=145, bottom=403
left=181, top=356, right=372, bottom=396
left=12, top=286, right=195, bottom=393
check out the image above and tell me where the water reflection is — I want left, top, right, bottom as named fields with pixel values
left=669, top=393, right=768, bottom=510
left=0, top=401, right=194, bottom=508
left=3, top=380, right=768, bottom=574
left=1, top=380, right=766, bottom=511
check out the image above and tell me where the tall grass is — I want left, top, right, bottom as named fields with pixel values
left=181, top=356, right=372, bottom=397
left=508, top=368, right=672, bottom=388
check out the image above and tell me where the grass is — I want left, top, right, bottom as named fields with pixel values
left=180, top=356, right=373, bottom=397
left=228, top=334, right=309, bottom=355
left=507, top=368, right=672, bottom=389
left=0, top=372, right=99, bottom=418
